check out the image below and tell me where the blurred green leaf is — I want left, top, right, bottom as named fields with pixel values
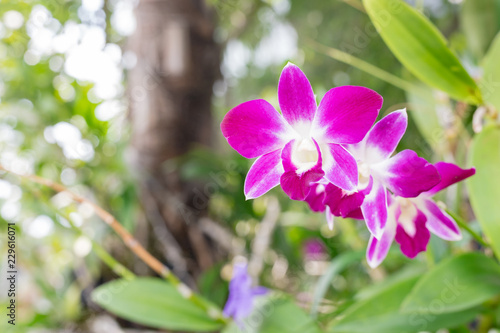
left=401, top=253, right=500, bottom=314
left=481, top=32, right=500, bottom=112
left=328, top=274, right=482, bottom=333
left=223, top=296, right=323, bottom=333
left=406, top=83, right=443, bottom=152
left=91, top=278, right=223, bottom=332
left=363, top=0, right=482, bottom=104
left=469, top=125, right=500, bottom=258
left=461, top=0, right=500, bottom=60
left=310, top=250, right=364, bottom=318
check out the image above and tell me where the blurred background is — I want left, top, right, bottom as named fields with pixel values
left=0, top=0, right=492, bottom=331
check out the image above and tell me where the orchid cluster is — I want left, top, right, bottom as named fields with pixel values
left=221, top=63, right=475, bottom=268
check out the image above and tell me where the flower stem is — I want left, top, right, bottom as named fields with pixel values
left=446, top=209, right=490, bottom=248
left=0, top=165, right=229, bottom=324
left=51, top=205, right=136, bottom=281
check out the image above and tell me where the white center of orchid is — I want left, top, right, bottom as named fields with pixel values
left=395, top=197, right=418, bottom=237
left=291, top=138, right=319, bottom=173
left=357, top=161, right=371, bottom=189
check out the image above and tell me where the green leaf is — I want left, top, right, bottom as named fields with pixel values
left=362, top=0, right=482, bottom=104
left=461, top=0, right=500, bottom=59
left=328, top=274, right=482, bottom=333
left=91, top=278, right=223, bottom=332
left=481, top=32, right=500, bottom=112
left=469, top=125, right=500, bottom=258
left=310, top=250, right=364, bottom=318
left=405, top=83, right=443, bottom=151
left=223, top=296, right=322, bottom=333
left=401, top=253, right=500, bottom=314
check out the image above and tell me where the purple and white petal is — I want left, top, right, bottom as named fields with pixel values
left=361, top=178, right=388, bottom=238
left=322, top=143, right=358, bottom=192
left=363, top=109, right=408, bottom=164
left=280, top=140, right=325, bottom=200
left=278, top=63, right=317, bottom=129
left=420, top=198, right=462, bottom=241
left=221, top=99, right=293, bottom=158
left=425, top=162, right=476, bottom=196
left=324, top=183, right=364, bottom=219
left=326, top=206, right=335, bottom=230
left=373, top=150, right=440, bottom=198
left=304, top=182, right=327, bottom=212
left=244, top=149, right=284, bottom=200
left=313, top=86, right=382, bottom=144
left=394, top=208, right=430, bottom=259
left=366, top=216, right=396, bottom=268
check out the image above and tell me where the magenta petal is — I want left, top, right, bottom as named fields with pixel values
left=361, top=178, right=388, bottom=238
left=304, top=182, right=327, bottom=212
left=395, top=209, right=430, bottom=259
left=326, top=207, right=334, bottom=230
left=375, top=150, right=440, bottom=198
left=346, top=208, right=364, bottom=220
left=426, top=162, right=476, bottom=196
left=313, top=86, right=382, bottom=144
left=322, top=144, right=358, bottom=191
left=363, top=109, right=408, bottom=164
left=281, top=170, right=324, bottom=200
left=421, top=199, right=462, bottom=241
left=244, top=149, right=284, bottom=200
left=221, top=99, right=291, bottom=158
left=324, top=183, right=364, bottom=219
left=278, top=63, right=317, bottom=127
left=280, top=140, right=325, bottom=200
left=366, top=220, right=396, bottom=268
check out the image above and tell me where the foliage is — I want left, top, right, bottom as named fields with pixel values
left=1, top=0, right=499, bottom=332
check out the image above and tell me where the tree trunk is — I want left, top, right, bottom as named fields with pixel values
left=127, top=0, right=221, bottom=282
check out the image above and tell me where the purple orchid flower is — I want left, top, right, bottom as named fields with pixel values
left=221, top=63, right=383, bottom=201
left=305, top=181, right=362, bottom=230
left=303, top=238, right=328, bottom=260
left=343, top=109, right=441, bottom=238
left=366, top=162, right=476, bottom=268
left=223, top=264, right=267, bottom=324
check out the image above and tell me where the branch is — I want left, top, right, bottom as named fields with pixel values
left=0, top=165, right=228, bottom=324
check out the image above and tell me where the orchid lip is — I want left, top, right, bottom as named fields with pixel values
left=291, top=137, right=320, bottom=173
left=395, top=197, right=418, bottom=237
left=357, top=161, right=371, bottom=189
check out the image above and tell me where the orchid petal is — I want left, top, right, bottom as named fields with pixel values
left=373, top=150, right=440, bottom=198
left=361, top=178, right=388, bottom=238
left=326, top=207, right=335, bottom=230
left=221, top=99, right=292, bottom=158
left=244, top=149, right=284, bottom=200
left=278, top=63, right=317, bottom=129
left=322, top=143, right=358, bottom=191
left=425, top=162, right=476, bottom=196
left=223, top=264, right=266, bottom=322
left=346, top=208, right=364, bottom=220
left=280, top=139, right=325, bottom=200
left=395, top=208, right=430, bottom=259
left=313, top=86, right=382, bottom=144
left=366, top=214, right=396, bottom=268
left=304, top=182, right=327, bottom=212
left=324, top=183, right=364, bottom=219
left=421, top=198, right=462, bottom=241
left=363, top=109, right=408, bottom=164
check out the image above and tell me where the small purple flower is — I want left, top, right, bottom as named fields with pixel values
left=221, top=63, right=383, bottom=201
left=366, top=162, right=476, bottom=268
left=303, top=238, right=327, bottom=260
left=223, top=264, right=267, bottom=324
left=342, top=109, right=441, bottom=238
